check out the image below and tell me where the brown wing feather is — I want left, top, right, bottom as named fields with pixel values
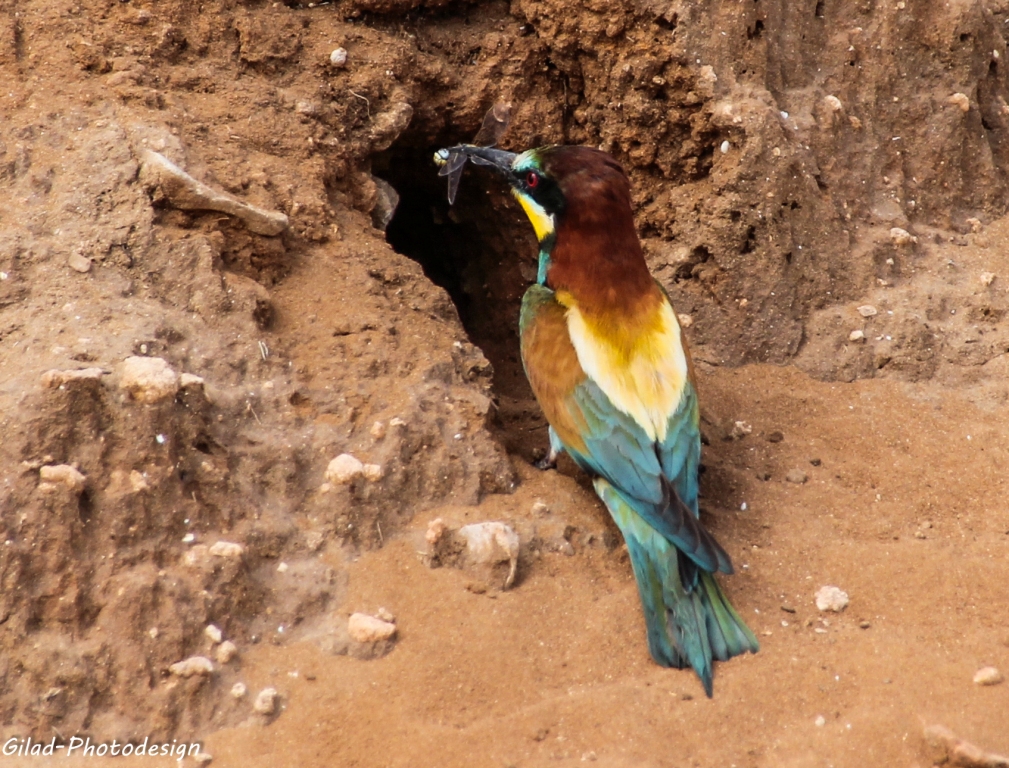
left=520, top=287, right=590, bottom=455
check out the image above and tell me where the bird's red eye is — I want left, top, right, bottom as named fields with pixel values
left=525, top=171, right=540, bottom=189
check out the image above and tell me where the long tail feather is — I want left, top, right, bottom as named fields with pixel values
left=595, top=478, right=758, bottom=697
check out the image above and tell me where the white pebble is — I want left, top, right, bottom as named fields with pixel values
left=329, top=47, right=348, bottom=67
left=209, top=540, right=245, bottom=558
left=216, top=640, right=238, bottom=664
left=376, top=607, right=395, bottom=623
left=848, top=329, right=865, bottom=342
left=325, top=453, right=363, bottom=484
left=677, top=313, right=693, bottom=328
left=348, top=612, right=397, bottom=643
left=370, top=420, right=386, bottom=439
left=825, top=95, right=842, bottom=112
left=253, top=687, right=279, bottom=715
left=389, top=417, right=406, bottom=427
left=814, top=715, right=826, bottom=727
left=857, top=304, right=878, bottom=318
left=719, top=140, right=730, bottom=154
left=68, top=252, right=92, bottom=273
left=458, top=522, right=521, bottom=589
left=950, top=92, right=970, bottom=112
left=980, top=272, right=996, bottom=286
left=169, top=656, right=214, bottom=677
left=815, top=585, right=849, bottom=612
left=205, top=624, right=223, bottom=644
left=730, top=421, right=752, bottom=439
left=193, top=754, right=213, bottom=765
left=531, top=501, right=550, bottom=516
left=230, top=682, right=247, bottom=699
left=182, top=533, right=196, bottom=544
left=277, top=562, right=289, bottom=573
left=973, top=666, right=1004, bottom=686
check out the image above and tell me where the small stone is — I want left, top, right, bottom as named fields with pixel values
left=973, top=666, right=1004, bottom=686
left=129, top=470, right=150, bottom=492
left=950, top=92, right=970, bottom=112
left=68, top=252, right=92, bottom=273
left=325, top=453, right=364, bottom=484
left=148, top=627, right=159, bottom=640
left=277, top=561, right=289, bottom=573
left=390, top=417, right=406, bottom=427
left=193, top=754, right=213, bottom=765
left=719, top=140, right=730, bottom=154
left=857, top=304, right=878, bottom=317
left=329, top=47, right=348, bottom=67
left=814, top=715, right=826, bottom=727
left=889, top=227, right=916, bottom=246
left=825, top=95, right=843, bottom=112
left=786, top=469, right=808, bottom=484
left=230, top=682, right=247, bottom=699
left=120, top=356, right=180, bottom=404
left=425, top=518, right=448, bottom=546
left=677, top=313, right=693, bottom=328
left=41, top=367, right=105, bottom=388
left=182, top=533, right=196, bottom=544
left=205, top=624, right=223, bottom=644
left=531, top=501, right=550, bottom=516
left=370, top=421, right=386, bottom=439
left=730, top=421, right=753, bottom=439
left=766, top=430, right=784, bottom=443
left=859, top=621, right=871, bottom=629
left=848, top=329, right=865, bottom=342
left=981, top=272, right=996, bottom=286
left=216, top=640, right=238, bottom=664
left=348, top=612, right=397, bottom=643
left=39, top=464, right=86, bottom=492
left=253, top=687, right=279, bottom=715
left=169, top=656, right=214, bottom=677
left=967, top=217, right=983, bottom=232
left=458, top=522, right=521, bottom=589
left=376, top=607, right=395, bottom=623
left=362, top=463, right=384, bottom=482
left=815, top=585, right=849, bottom=612
left=209, top=540, right=245, bottom=558
left=810, top=458, right=822, bottom=466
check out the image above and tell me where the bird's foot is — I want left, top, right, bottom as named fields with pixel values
left=533, top=452, right=558, bottom=471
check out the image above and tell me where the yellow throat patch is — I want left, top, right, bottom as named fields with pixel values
left=513, top=189, right=554, bottom=243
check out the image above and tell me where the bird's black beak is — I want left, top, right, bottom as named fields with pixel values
left=452, top=145, right=518, bottom=174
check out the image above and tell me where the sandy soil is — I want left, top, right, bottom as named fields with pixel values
left=1, top=0, right=1009, bottom=766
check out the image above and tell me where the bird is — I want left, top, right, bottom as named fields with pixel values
left=439, top=143, right=759, bottom=696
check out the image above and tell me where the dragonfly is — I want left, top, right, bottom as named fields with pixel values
left=434, top=102, right=512, bottom=204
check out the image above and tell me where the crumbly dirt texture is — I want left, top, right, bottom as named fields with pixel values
left=0, top=0, right=1007, bottom=766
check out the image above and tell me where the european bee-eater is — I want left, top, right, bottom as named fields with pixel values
left=437, top=143, right=758, bottom=696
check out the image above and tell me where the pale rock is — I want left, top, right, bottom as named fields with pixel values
left=677, top=313, right=693, bottom=328
left=389, top=417, right=406, bottom=427
left=169, top=656, right=214, bottom=677
left=130, top=470, right=150, bottom=492
left=973, top=666, right=1004, bottom=686
left=68, top=252, right=92, bottom=273
left=230, top=682, right=247, bottom=699
left=329, top=47, right=348, bottom=67
left=458, top=522, right=520, bottom=589
left=370, top=420, right=386, bottom=439
left=730, top=421, right=753, bottom=439
left=981, top=272, right=996, bottom=287
left=785, top=469, right=808, bottom=484
left=41, top=367, right=105, bottom=388
left=531, top=501, right=550, bottom=516
left=193, top=753, right=213, bottom=765
left=362, top=463, right=384, bottom=482
left=426, top=518, right=448, bottom=546
left=253, top=687, right=279, bottom=715
left=216, top=641, right=238, bottom=664
left=205, top=624, right=223, bottom=644
left=376, top=607, right=395, bottom=623
left=825, top=95, right=843, bottom=112
left=348, top=612, right=397, bottom=643
left=889, top=227, right=916, bottom=246
left=849, top=329, right=865, bottom=342
left=179, top=372, right=205, bottom=389
left=39, top=464, right=86, bottom=492
left=120, top=356, right=179, bottom=403
left=815, top=585, right=849, bottom=612
left=209, top=540, right=245, bottom=558
left=950, top=92, right=971, bottom=112
left=857, top=304, right=878, bottom=317
left=182, top=545, right=210, bottom=568
left=325, top=454, right=364, bottom=484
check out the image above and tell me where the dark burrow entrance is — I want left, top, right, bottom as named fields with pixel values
left=374, top=135, right=550, bottom=457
